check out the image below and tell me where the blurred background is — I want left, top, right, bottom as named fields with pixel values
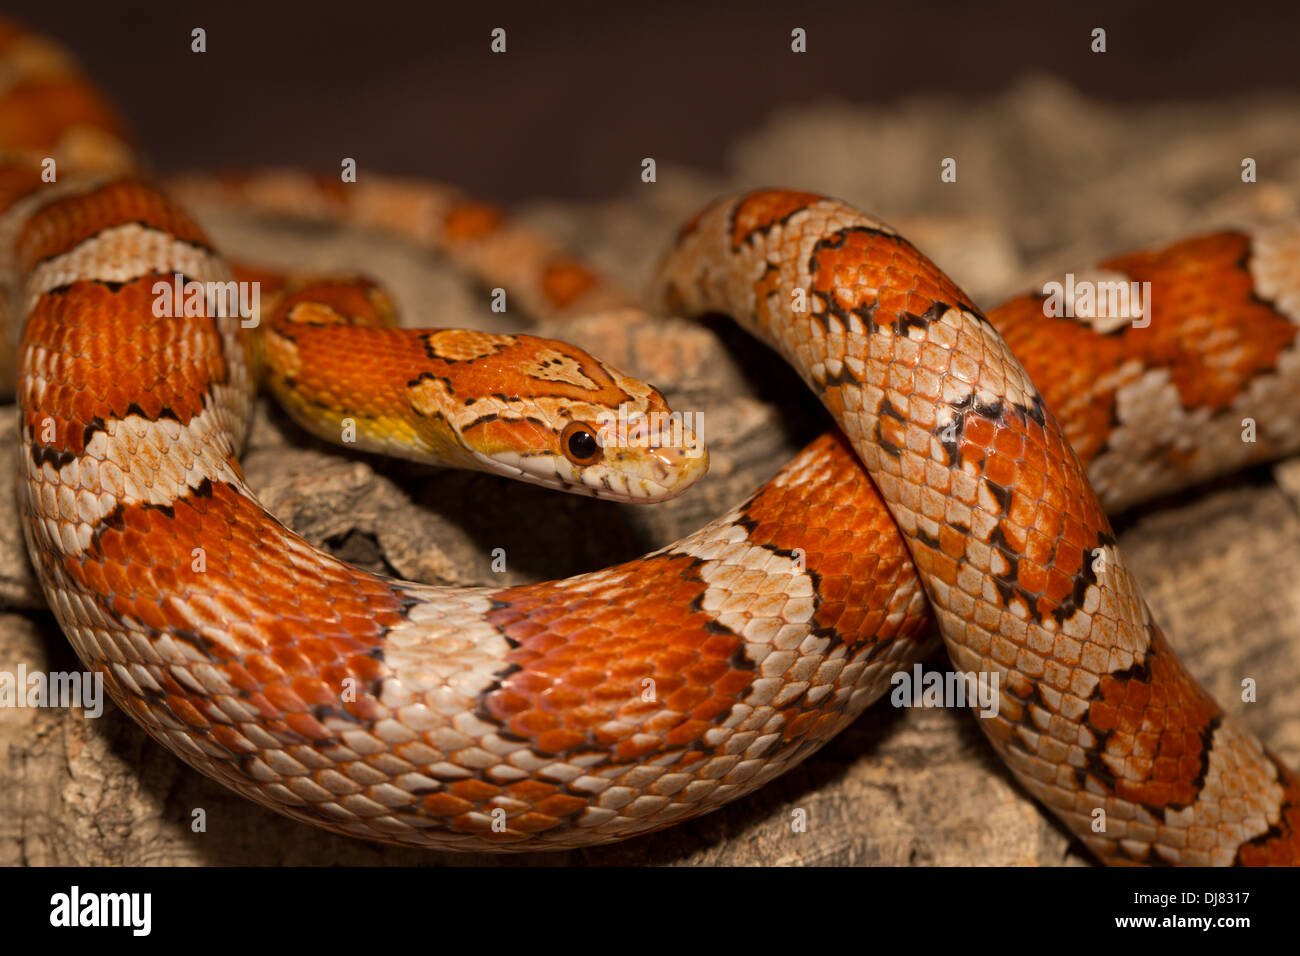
left=9, top=0, right=1300, bottom=201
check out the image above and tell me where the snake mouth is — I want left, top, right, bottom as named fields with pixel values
left=473, top=434, right=709, bottom=503
left=620, top=439, right=711, bottom=501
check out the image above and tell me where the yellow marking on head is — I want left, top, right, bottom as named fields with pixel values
left=422, top=329, right=515, bottom=362
left=528, top=348, right=600, bottom=388
left=408, top=374, right=458, bottom=419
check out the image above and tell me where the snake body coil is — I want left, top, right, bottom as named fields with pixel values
left=4, top=18, right=1300, bottom=863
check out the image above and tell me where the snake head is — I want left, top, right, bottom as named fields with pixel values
left=424, top=332, right=709, bottom=502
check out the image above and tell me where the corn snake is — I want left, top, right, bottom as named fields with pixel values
left=5, top=18, right=1300, bottom=864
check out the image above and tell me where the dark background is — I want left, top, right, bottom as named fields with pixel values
left=9, top=0, right=1299, bottom=201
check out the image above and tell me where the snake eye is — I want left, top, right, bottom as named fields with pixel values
left=561, top=421, right=603, bottom=466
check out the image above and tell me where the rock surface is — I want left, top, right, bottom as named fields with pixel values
left=3, top=79, right=1299, bottom=865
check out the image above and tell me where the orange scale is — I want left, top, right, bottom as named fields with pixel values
left=590, top=681, right=637, bottom=704
left=1017, top=562, right=1048, bottom=596
left=252, top=581, right=306, bottom=617
left=1157, top=729, right=1189, bottom=758
left=588, top=606, right=630, bottom=628
left=684, top=659, right=731, bottom=686
left=447, top=778, right=502, bottom=803
left=164, top=508, right=204, bottom=540
left=561, top=651, right=614, bottom=677
left=243, top=654, right=288, bottom=686
left=1034, top=476, right=1066, bottom=512
left=1088, top=698, right=1120, bottom=732
left=209, top=589, right=263, bottom=625
left=864, top=247, right=894, bottom=270
left=142, top=533, right=187, bottom=568
left=130, top=597, right=171, bottom=632
left=1131, top=730, right=1161, bottom=760
left=645, top=672, right=686, bottom=696
left=1127, top=676, right=1155, bottom=709
left=606, top=658, right=655, bottom=681
left=560, top=706, right=611, bottom=732
left=313, top=659, right=356, bottom=689
left=984, top=451, right=1017, bottom=487
left=821, top=548, right=863, bottom=580
left=421, top=792, right=474, bottom=817
left=561, top=626, right=606, bottom=648
left=68, top=400, right=98, bottom=438
left=1054, top=542, right=1084, bottom=577
left=534, top=792, right=588, bottom=818
left=690, top=696, right=734, bottom=723
left=1017, top=528, right=1051, bottom=565
left=335, top=613, right=385, bottom=638
left=525, top=630, right=571, bottom=653
left=813, top=570, right=857, bottom=604
left=99, top=558, right=132, bottom=596
left=164, top=694, right=211, bottom=729
left=209, top=723, right=255, bottom=754
left=1115, top=704, right=1150, bottom=735
left=698, top=633, right=740, bottom=658
left=664, top=719, right=710, bottom=747
left=537, top=685, right=587, bottom=712
left=234, top=692, right=284, bottom=726
left=498, top=808, right=564, bottom=836
left=664, top=686, right=710, bottom=712
left=902, top=290, right=933, bottom=314
left=937, top=525, right=967, bottom=560
left=1044, top=565, right=1075, bottom=601
left=991, top=426, right=1026, bottom=459
left=531, top=655, right=584, bottom=680
left=318, top=635, right=370, bottom=663
left=637, top=603, right=689, bottom=629
left=153, top=668, right=193, bottom=698
left=926, top=549, right=960, bottom=586
left=262, top=681, right=310, bottom=713
left=345, top=658, right=384, bottom=691
left=289, top=677, right=338, bottom=708
left=75, top=560, right=110, bottom=597
left=876, top=287, right=909, bottom=312
left=826, top=603, right=863, bottom=633
left=615, top=697, right=661, bottom=722
left=281, top=711, right=332, bottom=741
left=1176, top=752, right=1205, bottom=781
left=613, top=736, right=662, bottom=761
left=535, top=728, right=584, bottom=754
left=663, top=628, right=712, bottom=652
left=1019, top=443, right=1048, bottom=475
left=784, top=710, right=822, bottom=739
left=511, top=708, right=561, bottom=736
left=486, top=689, right=533, bottom=717
left=1061, top=518, right=1095, bottom=554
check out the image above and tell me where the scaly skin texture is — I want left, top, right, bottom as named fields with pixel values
left=254, top=272, right=708, bottom=500
left=657, top=191, right=1300, bottom=865
left=5, top=16, right=1300, bottom=861
left=6, top=17, right=935, bottom=851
